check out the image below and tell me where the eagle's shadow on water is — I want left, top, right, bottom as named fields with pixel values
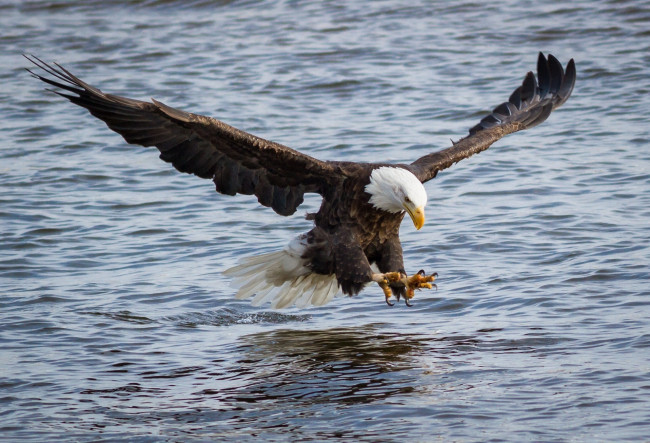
left=207, top=325, right=445, bottom=407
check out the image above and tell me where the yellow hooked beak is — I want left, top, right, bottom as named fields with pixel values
left=404, top=204, right=425, bottom=230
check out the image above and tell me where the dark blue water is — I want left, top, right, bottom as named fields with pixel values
left=2, top=0, right=649, bottom=441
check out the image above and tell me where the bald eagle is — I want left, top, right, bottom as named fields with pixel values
left=26, top=53, right=575, bottom=309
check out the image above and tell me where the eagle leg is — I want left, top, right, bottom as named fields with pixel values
left=402, top=270, right=438, bottom=306
left=372, top=272, right=403, bottom=306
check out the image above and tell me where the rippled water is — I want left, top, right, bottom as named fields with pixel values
left=2, top=0, right=649, bottom=441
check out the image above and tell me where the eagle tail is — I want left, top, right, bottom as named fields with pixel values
left=224, top=236, right=340, bottom=309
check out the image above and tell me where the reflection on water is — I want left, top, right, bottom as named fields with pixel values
left=219, top=326, right=434, bottom=405
left=65, top=326, right=452, bottom=440
left=187, top=326, right=461, bottom=441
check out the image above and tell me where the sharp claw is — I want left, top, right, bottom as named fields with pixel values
left=378, top=270, right=437, bottom=307
left=376, top=275, right=396, bottom=307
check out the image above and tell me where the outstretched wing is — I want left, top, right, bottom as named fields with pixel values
left=409, top=53, right=576, bottom=183
left=25, top=55, right=344, bottom=216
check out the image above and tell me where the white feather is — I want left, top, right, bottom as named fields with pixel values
left=225, top=235, right=341, bottom=309
left=365, top=166, right=427, bottom=213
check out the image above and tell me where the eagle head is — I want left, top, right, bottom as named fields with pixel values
left=365, top=167, right=428, bottom=230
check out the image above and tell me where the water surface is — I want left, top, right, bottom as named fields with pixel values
left=1, top=0, right=649, bottom=441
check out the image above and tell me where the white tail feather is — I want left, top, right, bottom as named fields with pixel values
left=224, top=236, right=340, bottom=309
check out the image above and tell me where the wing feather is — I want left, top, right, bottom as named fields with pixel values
left=409, top=53, right=575, bottom=183
left=25, top=55, right=342, bottom=216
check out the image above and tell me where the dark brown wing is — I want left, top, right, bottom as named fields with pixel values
left=25, top=55, right=345, bottom=216
left=409, top=53, right=576, bottom=183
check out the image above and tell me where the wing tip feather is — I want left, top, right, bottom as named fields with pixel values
left=411, top=52, right=576, bottom=182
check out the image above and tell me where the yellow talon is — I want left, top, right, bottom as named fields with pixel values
left=403, top=271, right=438, bottom=306
left=374, top=270, right=437, bottom=307
left=378, top=280, right=394, bottom=306
left=383, top=272, right=402, bottom=283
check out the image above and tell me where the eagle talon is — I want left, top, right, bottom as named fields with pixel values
left=373, top=273, right=397, bottom=306
left=399, top=270, right=438, bottom=305
left=383, top=284, right=395, bottom=306
left=384, top=272, right=402, bottom=283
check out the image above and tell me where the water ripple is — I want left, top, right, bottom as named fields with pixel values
left=2, top=0, right=649, bottom=441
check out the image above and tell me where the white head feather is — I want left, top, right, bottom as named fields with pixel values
left=365, top=167, right=428, bottom=213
